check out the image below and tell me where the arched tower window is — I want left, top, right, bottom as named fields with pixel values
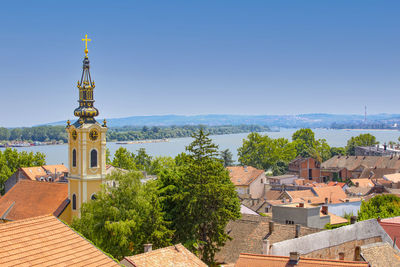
left=72, top=149, right=77, bottom=167
left=72, top=194, right=77, bottom=210
left=90, top=149, right=98, bottom=168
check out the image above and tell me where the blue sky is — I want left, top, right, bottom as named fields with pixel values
left=0, top=1, right=399, bottom=127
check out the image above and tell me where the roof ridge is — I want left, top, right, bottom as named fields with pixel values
left=0, top=214, right=53, bottom=228
left=239, top=253, right=366, bottom=263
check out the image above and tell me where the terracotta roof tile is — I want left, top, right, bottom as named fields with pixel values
left=311, top=186, right=347, bottom=204
left=0, top=215, right=119, bottom=266
left=235, top=253, right=369, bottom=267
left=286, top=190, right=315, bottom=199
left=384, top=173, right=400, bottom=183
left=350, top=178, right=374, bottom=187
left=322, top=156, right=400, bottom=172
left=360, top=242, right=400, bottom=267
left=379, top=217, right=400, bottom=248
left=215, top=214, right=320, bottom=264
left=227, top=166, right=264, bottom=186
left=327, top=181, right=346, bottom=188
left=0, top=180, right=68, bottom=220
left=123, top=243, right=206, bottom=267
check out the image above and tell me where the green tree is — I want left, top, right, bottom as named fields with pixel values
left=346, top=133, right=378, bottom=156
left=105, top=148, right=111, bottom=164
left=0, top=148, right=46, bottom=194
left=134, top=148, right=152, bottom=172
left=112, top=147, right=136, bottom=170
left=237, top=132, right=296, bottom=175
left=71, top=171, right=173, bottom=260
left=157, top=129, right=241, bottom=265
left=358, top=194, right=400, bottom=221
left=149, top=156, right=176, bottom=175
left=220, top=149, right=234, bottom=167
left=330, top=147, right=346, bottom=156
left=292, top=128, right=331, bottom=162
left=0, top=127, right=10, bottom=141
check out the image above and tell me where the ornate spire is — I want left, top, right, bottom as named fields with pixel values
left=73, top=34, right=99, bottom=125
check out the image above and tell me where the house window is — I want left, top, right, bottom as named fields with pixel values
left=72, top=149, right=77, bottom=167
left=90, top=149, right=97, bottom=168
left=261, top=179, right=263, bottom=184
left=309, top=169, right=312, bottom=180
left=72, top=194, right=77, bottom=210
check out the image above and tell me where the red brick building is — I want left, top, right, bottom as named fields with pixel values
left=289, top=157, right=321, bottom=182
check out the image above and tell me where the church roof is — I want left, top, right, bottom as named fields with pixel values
left=0, top=215, right=119, bottom=266
left=0, top=180, right=68, bottom=221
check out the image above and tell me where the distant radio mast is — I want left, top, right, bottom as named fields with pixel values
left=364, top=105, right=367, bottom=123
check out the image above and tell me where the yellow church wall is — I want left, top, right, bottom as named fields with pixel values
left=87, top=180, right=103, bottom=197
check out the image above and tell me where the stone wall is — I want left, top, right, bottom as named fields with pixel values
left=303, top=236, right=382, bottom=261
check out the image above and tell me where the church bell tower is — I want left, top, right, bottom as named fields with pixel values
left=66, top=35, right=107, bottom=219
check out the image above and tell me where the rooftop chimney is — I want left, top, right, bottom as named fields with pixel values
left=262, top=239, right=270, bottom=255
left=244, top=165, right=248, bottom=172
left=354, top=246, right=361, bottom=261
left=295, top=224, right=300, bottom=238
left=289, top=252, right=300, bottom=264
left=144, top=244, right=152, bottom=253
left=355, top=182, right=359, bottom=187
left=321, top=205, right=328, bottom=215
left=339, top=252, right=345, bottom=260
left=269, top=221, right=274, bottom=234
left=350, top=216, right=357, bottom=224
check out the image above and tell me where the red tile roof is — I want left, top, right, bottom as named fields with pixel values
left=123, top=244, right=206, bottom=267
left=0, top=215, right=119, bottom=266
left=227, top=166, right=264, bottom=186
left=379, top=217, right=400, bottom=248
left=235, top=253, right=369, bottom=267
left=0, top=180, right=68, bottom=221
left=312, top=186, right=348, bottom=204
left=20, top=164, right=68, bottom=180
left=327, top=181, right=346, bottom=188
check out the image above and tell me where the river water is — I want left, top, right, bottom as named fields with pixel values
left=2, top=128, right=400, bottom=165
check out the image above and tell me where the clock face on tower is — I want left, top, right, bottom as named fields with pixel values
left=89, top=129, right=99, bottom=141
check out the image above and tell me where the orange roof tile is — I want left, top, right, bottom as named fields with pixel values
left=312, top=186, right=347, bottom=204
left=350, top=178, right=374, bottom=188
left=286, top=190, right=315, bottom=199
left=41, top=164, right=68, bottom=174
left=123, top=244, right=206, bottom=267
left=20, top=164, right=68, bottom=180
left=20, top=166, right=47, bottom=180
left=235, top=253, right=369, bottom=267
left=327, top=181, right=346, bottom=188
left=0, top=215, right=119, bottom=266
left=227, top=166, right=264, bottom=186
left=0, top=180, right=68, bottom=220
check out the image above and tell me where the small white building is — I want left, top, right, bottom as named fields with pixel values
left=227, top=166, right=266, bottom=198
left=267, top=174, right=298, bottom=185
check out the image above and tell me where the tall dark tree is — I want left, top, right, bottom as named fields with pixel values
left=157, top=129, right=241, bottom=265
left=220, top=148, right=234, bottom=167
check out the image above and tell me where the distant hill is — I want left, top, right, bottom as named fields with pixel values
left=45, top=113, right=400, bottom=128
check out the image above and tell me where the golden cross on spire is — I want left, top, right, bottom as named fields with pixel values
left=82, top=34, right=91, bottom=56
